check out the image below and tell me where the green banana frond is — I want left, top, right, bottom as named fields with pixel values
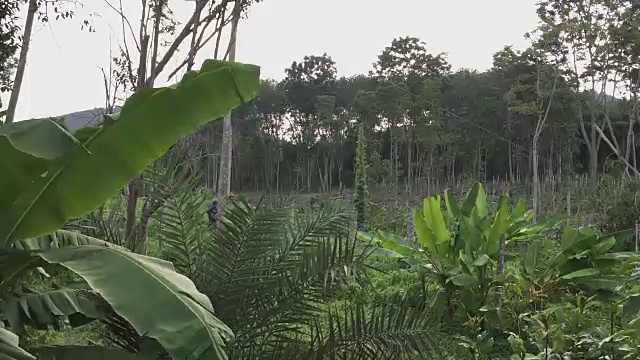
left=2, top=288, right=101, bottom=333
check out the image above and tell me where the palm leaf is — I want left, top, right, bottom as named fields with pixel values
left=308, top=301, right=441, bottom=360
left=0, top=324, right=34, bottom=360
left=154, top=156, right=207, bottom=278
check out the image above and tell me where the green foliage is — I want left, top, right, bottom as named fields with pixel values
left=0, top=59, right=261, bottom=360
left=359, top=182, right=640, bottom=358
left=360, top=183, right=547, bottom=319
left=125, top=189, right=443, bottom=359
left=592, top=179, right=640, bottom=238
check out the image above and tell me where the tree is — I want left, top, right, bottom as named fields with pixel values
left=102, top=0, right=265, bottom=253
left=536, top=0, right=635, bottom=180
left=3, top=0, right=36, bottom=124
left=4, top=0, right=84, bottom=124
left=281, top=53, right=337, bottom=191
left=373, top=37, right=450, bottom=195
left=216, top=5, right=240, bottom=223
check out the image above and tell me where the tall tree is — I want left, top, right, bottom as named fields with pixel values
left=216, top=4, right=240, bottom=222
left=4, top=0, right=37, bottom=124
left=3, top=0, right=81, bottom=124
left=281, top=53, right=337, bottom=191
left=101, top=0, right=264, bottom=253
left=373, top=37, right=450, bottom=195
left=536, top=0, right=634, bottom=180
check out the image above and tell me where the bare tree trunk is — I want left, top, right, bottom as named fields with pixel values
left=216, top=10, right=239, bottom=220
left=5, top=0, right=37, bottom=124
left=532, top=139, right=540, bottom=221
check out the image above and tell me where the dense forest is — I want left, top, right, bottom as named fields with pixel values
left=188, top=1, right=640, bottom=202
left=2, top=0, right=640, bottom=360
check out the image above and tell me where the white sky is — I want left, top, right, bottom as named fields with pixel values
left=2, top=0, right=539, bottom=120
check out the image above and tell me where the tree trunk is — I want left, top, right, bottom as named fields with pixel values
left=4, top=0, right=37, bottom=124
left=508, top=142, right=514, bottom=183
left=532, top=138, right=540, bottom=222
left=589, top=125, right=598, bottom=181
left=216, top=11, right=239, bottom=220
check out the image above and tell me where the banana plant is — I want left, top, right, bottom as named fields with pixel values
left=521, top=227, right=637, bottom=302
left=358, top=183, right=549, bottom=319
left=0, top=60, right=260, bottom=360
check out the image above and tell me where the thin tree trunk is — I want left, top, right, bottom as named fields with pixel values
left=532, top=139, right=540, bottom=221
left=216, top=9, right=239, bottom=221
left=5, top=0, right=37, bottom=124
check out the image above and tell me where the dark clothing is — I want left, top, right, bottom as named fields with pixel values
left=207, top=201, right=218, bottom=226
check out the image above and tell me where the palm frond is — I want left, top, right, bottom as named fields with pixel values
left=307, top=301, right=442, bottom=360
left=156, top=185, right=208, bottom=279
left=205, top=199, right=291, bottom=306
left=205, top=201, right=376, bottom=358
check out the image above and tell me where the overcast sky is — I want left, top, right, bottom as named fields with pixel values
left=2, top=0, right=539, bottom=120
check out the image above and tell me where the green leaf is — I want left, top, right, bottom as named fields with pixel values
left=524, top=241, right=542, bottom=275
left=486, top=195, right=508, bottom=256
left=507, top=198, right=527, bottom=224
left=449, top=274, right=478, bottom=286
left=593, top=237, right=616, bottom=254
left=424, top=196, right=449, bottom=243
left=475, top=183, right=488, bottom=218
left=444, top=189, right=461, bottom=219
left=461, top=183, right=480, bottom=216
left=577, top=276, right=625, bottom=291
left=14, top=230, right=117, bottom=251
left=473, top=254, right=490, bottom=267
left=561, top=227, right=578, bottom=251
left=357, top=230, right=420, bottom=258
left=3, top=288, right=102, bottom=332
left=0, top=60, right=260, bottom=244
left=560, top=268, right=600, bottom=280
left=412, top=208, right=437, bottom=255
left=0, top=119, right=81, bottom=223
left=0, top=118, right=80, bottom=160
left=38, top=243, right=233, bottom=360
left=623, top=294, right=640, bottom=316
left=0, top=325, right=35, bottom=360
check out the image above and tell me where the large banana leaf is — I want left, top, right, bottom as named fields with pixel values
left=0, top=60, right=260, bottom=244
left=0, top=119, right=81, bottom=228
left=33, top=232, right=233, bottom=360
left=2, top=288, right=101, bottom=332
left=0, top=325, right=34, bottom=360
